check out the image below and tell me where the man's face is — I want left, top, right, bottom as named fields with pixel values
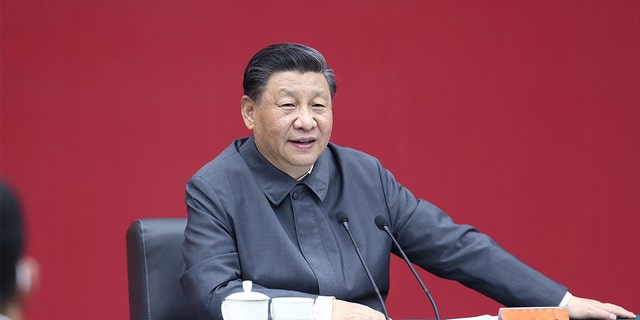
left=241, top=71, right=333, bottom=179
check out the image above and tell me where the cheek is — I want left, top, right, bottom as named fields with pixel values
left=260, top=116, right=293, bottom=137
left=254, top=111, right=282, bottom=130
left=318, top=113, right=333, bottom=132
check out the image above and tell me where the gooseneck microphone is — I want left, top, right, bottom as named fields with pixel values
left=374, top=215, right=441, bottom=320
left=336, top=212, right=390, bottom=320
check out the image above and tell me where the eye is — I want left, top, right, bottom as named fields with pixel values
left=312, top=103, right=326, bottom=109
left=280, top=103, right=296, bottom=109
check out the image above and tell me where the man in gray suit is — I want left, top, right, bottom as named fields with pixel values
left=180, top=43, right=635, bottom=320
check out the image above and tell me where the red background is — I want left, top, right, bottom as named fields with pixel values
left=1, top=1, right=638, bottom=319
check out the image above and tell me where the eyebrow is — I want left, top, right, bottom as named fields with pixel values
left=276, top=87, right=328, bottom=98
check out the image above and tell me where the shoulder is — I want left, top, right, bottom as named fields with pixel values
left=328, top=142, right=381, bottom=164
left=188, top=138, right=250, bottom=188
left=327, top=142, right=385, bottom=173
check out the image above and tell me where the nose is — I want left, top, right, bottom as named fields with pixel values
left=293, top=106, right=317, bottom=131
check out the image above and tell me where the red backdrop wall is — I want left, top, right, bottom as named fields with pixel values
left=1, top=1, right=638, bottom=319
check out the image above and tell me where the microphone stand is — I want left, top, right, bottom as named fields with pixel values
left=375, top=215, right=441, bottom=320
left=337, top=212, right=390, bottom=320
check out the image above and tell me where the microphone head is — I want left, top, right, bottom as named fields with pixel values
left=374, top=215, right=389, bottom=230
left=336, top=212, right=349, bottom=224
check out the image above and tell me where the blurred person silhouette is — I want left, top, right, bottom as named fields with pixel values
left=1, top=180, right=39, bottom=320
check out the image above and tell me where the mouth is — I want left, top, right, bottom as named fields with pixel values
left=289, top=138, right=317, bottom=147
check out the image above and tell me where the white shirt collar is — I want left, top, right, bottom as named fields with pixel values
left=296, top=164, right=314, bottom=181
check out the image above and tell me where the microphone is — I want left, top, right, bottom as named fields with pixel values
left=374, top=215, right=441, bottom=320
left=336, top=212, right=390, bottom=320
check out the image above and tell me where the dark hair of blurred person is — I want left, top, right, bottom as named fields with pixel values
left=1, top=180, right=39, bottom=320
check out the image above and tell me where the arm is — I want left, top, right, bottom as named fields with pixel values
left=377, top=164, right=567, bottom=307
left=180, top=176, right=327, bottom=319
left=378, top=166, right=635, bottom=316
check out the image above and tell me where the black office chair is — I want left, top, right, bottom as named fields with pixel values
left=126, top=218, right=198, bottom=320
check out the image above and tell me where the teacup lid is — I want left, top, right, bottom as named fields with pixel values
left=224, top=280, right=270, bottom=301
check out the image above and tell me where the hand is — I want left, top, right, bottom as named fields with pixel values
left=332, top=299, right=388, bottom=320
left=567, top=296, right=635, bottom=320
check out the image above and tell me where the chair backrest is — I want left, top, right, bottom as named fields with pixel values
left=126, top=218, right=197, bottom=320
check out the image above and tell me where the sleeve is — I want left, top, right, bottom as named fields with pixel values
left=180, top=176, right=331, bottom=319
left=378, top=165, right=568, bottom=307
left=180, top=175, right=237, bottom=319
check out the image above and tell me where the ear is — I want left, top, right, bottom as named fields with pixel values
left=16, top=256, right=39, bottom=303
left=241, top=95, right=256, bottom=130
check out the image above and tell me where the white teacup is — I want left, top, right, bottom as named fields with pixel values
left=222, top=300, right=269, bottom=320
left=221, top=280, right=269, bottom=320
left=270, top=297, right=314, bottom=320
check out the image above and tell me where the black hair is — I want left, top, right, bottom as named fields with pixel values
left=0, top=180, right=24, bottom=308
left=243, top=43, right=337, bottom=103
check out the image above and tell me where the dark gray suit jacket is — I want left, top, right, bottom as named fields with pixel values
left=181, top=136, right=567, bottom=319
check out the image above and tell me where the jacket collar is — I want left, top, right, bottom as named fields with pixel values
left=238, top=135, right=329, bottom=205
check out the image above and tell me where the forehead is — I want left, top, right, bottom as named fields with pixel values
left=265, top=71, right=330, bottom=96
